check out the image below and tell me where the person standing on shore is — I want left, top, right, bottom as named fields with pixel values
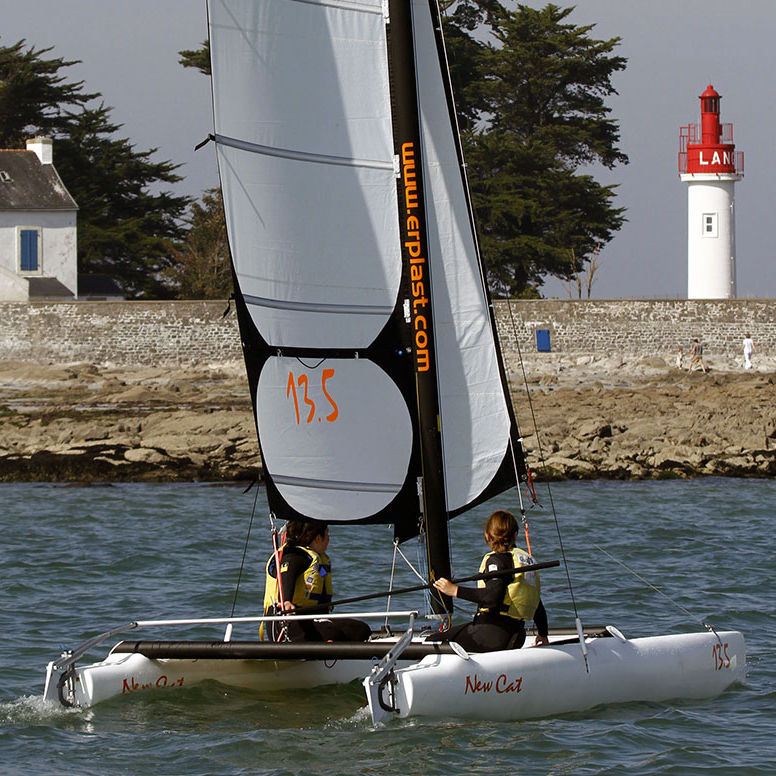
left=743, top=332, right=755, bottom=370
left=688, top=339, right=707, bottom=373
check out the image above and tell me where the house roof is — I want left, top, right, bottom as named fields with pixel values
left=0, top=150, right=78, bottom=210
left=27, top=276, right=75, bottom=298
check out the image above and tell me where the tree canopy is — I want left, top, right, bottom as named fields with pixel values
left=161, top=187, right=232, bottom=299
left=0, top=38, right=190, bottom=297
left=179, top=40, right=211, bottom=76
left=0, top=40, right=96, bottom=146
left=179, top=2, right=628, bottom=298
left=443, top=1, right=628, bottom=296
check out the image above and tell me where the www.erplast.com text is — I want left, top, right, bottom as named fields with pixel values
left=401, top=141, right=430, bottom=373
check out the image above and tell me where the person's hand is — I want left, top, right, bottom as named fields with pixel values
left=533, top=635, right=550, bottom=647
left=282, top=600, right=296, bottom=612
left=433, top=578, right=458, bottom=597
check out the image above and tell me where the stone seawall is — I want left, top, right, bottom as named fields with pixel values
left=2, top=298, right=775, bottom=483
left=1, top=298, right=773, bottom=367
left=0, top=301, right=241, bottom=366
left=495, top=298, right=775, bottom=364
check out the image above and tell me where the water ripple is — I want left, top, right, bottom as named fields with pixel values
left=1, top=480, right=774, bottom=775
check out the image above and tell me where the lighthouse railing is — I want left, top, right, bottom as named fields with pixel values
left=678, top=148, right=743, bottom=176
left=679, top=122, right=733, bottom=153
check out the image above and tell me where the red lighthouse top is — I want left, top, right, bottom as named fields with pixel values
left=679, top=84, right=743, bottom=176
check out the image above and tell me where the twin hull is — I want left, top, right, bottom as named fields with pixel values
left=384, top=630, right=746, bottom=721
left=45, top=630, right=745, bottom=720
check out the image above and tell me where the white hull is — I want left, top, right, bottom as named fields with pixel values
left=370, top=630, right=746, bottom=722
left=44, top=647, right=392, bottom=708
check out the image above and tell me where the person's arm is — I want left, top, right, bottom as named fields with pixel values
left=532, top=599, right=549, bottom=646
left=277, top=549, right=308, bottom=611
left=434, top=554, right=510, bottom=609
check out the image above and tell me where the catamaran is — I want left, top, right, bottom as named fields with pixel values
left=43, top=0, right=745, bottom=722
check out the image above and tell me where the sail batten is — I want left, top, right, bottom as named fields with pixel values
left=284, top=0, right=384, bottom=16
left=244, top=295, right=393, bottom=316
left=213, top=133, right=394, bottom=171
left=272, top=475, right=404, bottom=493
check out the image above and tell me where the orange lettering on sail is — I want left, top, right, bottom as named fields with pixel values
left=401, top=142, right=431, bottom=373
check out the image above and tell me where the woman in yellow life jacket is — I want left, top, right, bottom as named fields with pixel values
left=431, top=510, right=549, bottom=652
left=263, top=518, right=371, bottom=642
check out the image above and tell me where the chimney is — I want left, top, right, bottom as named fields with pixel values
left=26, top=136, right=53, bottom=165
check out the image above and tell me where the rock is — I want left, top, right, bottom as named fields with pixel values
left=577, top=420, right=612, bottom=439
left=543, top=456, right=596, bottom=473
left=1, top=358, right=774, bottom=483
left=124, top=448, right=170, bottom=464
left=639, top=356, right=667, bottom=369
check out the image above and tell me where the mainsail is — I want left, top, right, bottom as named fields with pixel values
left=208, top=0, right=524, bottom=567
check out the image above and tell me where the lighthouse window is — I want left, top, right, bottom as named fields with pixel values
left=702, top=213, right=718, bottom=238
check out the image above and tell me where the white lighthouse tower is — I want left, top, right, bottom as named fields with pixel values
left=679, top=84, right=744, bottom=298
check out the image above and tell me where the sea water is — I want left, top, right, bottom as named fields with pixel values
left=0, top=479, right=773, bottom=775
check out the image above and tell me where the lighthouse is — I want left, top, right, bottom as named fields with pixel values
left=679, top=85, right=744, bottom=298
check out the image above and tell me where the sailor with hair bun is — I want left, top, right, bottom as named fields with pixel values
left=431, top=510, right=549, bottom=652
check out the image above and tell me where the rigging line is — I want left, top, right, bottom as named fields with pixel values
left=506, top=298, right=581, bottom=620
left=415, top=523, right=450, bottom=624
left=295, top=356, right=327, bottom=370
left=395, top=539, right=430, bottom=585
left=229, top=482, right=262, bottom=619
left=385, top=541, right=400, bottom=630
left=591, top=543, right=716, bottom=633
left=269, top=515, right=289, bottom=643
left=507, top=437, right=532, bottom=554
left=384, top=538, right=446, bottom=625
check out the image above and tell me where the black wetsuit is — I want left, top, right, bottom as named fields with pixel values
left=268, top=545, right=371, bottom=642
left=431, top=550, right=548, bottom=652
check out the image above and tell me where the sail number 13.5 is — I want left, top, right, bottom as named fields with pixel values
left=286, top=369, right=339, bottom=425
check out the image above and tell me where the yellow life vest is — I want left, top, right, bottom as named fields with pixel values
left=263, top=545, right=333, bottom=615
left=477, top=547, right=541, bottom=621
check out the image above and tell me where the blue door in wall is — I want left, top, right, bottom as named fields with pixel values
left=20, top=229, right=39, bottom=271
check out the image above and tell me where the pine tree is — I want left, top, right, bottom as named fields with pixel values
left=443, top=2, right=628, bottom=296
left=178, top=40, right=211, bottom=76
left=0, top=39, right=96, bottom=146
left=0, top=39, right=190, bottom=297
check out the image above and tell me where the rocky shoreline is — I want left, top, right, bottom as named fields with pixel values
left=1, top=356, right=775, bottom=483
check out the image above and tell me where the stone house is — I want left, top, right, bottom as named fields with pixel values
left=0, top=137, right=78, bottom=301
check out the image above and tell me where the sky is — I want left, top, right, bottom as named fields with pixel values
left=2, top=0, right=774, bottom=299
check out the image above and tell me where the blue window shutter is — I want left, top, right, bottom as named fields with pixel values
left=21, top=230, right=39, bottom=271
left=536, top=329, right=551, bottom=352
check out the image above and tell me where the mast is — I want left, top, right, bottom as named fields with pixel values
left=387, top=0, right=452, bottom=613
